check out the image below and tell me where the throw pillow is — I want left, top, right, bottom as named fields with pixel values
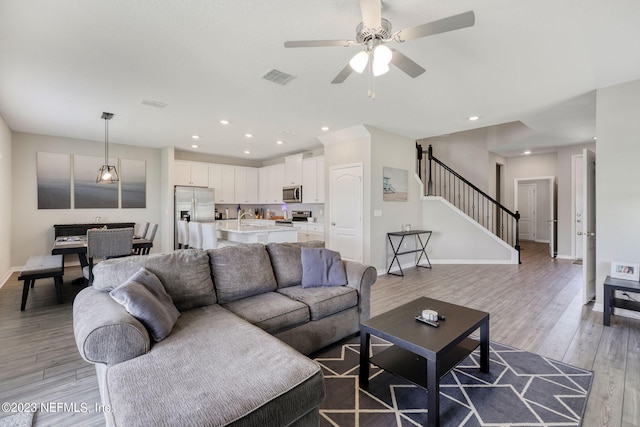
left=301, top=247, right=348, bottom=288
left=110, top=268, right=180, bottom=341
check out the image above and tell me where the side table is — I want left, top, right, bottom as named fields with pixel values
left=603, top=275, right=640, bottom=326
left=387, top=230, right=432, bottom=276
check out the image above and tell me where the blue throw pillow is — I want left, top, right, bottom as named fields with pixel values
left=301, top=247, right=347, bottom=288
left=110, top=268, right=180, bottom=341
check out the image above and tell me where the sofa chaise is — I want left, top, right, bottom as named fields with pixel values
left=73, top=241, right=377, bottom=426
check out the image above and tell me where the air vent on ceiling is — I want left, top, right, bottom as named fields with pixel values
left=140, top=99, right=168, bottom=108
left=261, top=69, right=297, bottom=86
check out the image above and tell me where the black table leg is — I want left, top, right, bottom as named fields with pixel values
left=603, top=285, right=611, bottom=326
left=387, top=234, right=406, bottom=276
left=359, top=331, right=371, bottom=388
left=480, top=318, right=490, bottom=373
left=427, top=357, right=440, bottom=427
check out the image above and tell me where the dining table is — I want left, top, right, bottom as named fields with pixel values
left=51, top=235, right=153, bottom=270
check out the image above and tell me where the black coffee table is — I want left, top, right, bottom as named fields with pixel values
left=359, top=297, right=489, bottom=427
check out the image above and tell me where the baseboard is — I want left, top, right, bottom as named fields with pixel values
left=592, top=302, right=603, bottom=312
left=555, top=254, right=575, bottom=260
left=429, top=259, right=515, bottom=265
left=0, top=267, right=22, bottom=290
left=534, top=239, right=550, bottom=244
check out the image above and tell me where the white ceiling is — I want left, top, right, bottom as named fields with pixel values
left=1, top=0, right=640, bottom=160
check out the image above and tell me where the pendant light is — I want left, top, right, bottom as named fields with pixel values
left=96, top=112, right=119, bottom=184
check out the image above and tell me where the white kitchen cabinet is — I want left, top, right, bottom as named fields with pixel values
left=235, top=166, right=258, bottom=204
left=259, top=164, right=285, bottom=204
left=284, top=154, right=303, bottom=186
left=175, top=161, right=209, bottom=187
left=302, top=156, right=324, bottom=203
left=208, top=164, right=235, bottom=203
left=294, top=222, right=324, bottom=242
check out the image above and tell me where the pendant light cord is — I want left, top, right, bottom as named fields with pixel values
left=104, top=117, right=109, bottom=165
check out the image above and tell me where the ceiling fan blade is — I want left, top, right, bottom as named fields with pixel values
left=284, top=40, right=354, bottom=48
left=359, top=0, right=382, bottom=29
left=390, top=49, right=426, bottom=78
left=331, top=63, right=354, bottom=84
left=395, top=10, right=475, bottom=42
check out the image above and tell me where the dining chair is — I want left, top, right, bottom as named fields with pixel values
left=201, top=223, right=217, bottom=250
left=140, top=223, right=158, bottom=255
left=177, top=220, right=190, bottom=248
left=136, top=222, right=149, bottom=239
left=84, top=228, right=134, bottom=285
left=188, top=221, right=203, bottom=250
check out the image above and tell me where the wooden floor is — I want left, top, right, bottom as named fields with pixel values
left=0, top=242, right=638, bottom=426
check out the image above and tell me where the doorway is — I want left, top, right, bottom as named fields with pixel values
left=514, top=176, right=557, bottom=258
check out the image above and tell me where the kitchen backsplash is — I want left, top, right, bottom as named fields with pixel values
left=216, top=203, right=325, bottom=222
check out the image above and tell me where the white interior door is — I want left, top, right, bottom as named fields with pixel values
left=548, top=178, right=556, bottom=258
left=518, top=184, right=536, bottom=241
left=329, top=164, right=363, bottom=262
left=572, top=155, right=584, bottom=260
left=582, top=149, right=596, bottom=304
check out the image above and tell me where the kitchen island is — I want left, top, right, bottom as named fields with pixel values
left=216, top=220, right=297, bottom=244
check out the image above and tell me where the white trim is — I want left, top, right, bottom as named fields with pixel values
left=555, top=254, right=574, bottom=260
left=570, top=154, right=582, bottom=260
left=534, top=239, right=550, bottom=244
left=592, top=302, right=603, bottom=312
left=429, top=259, right=515, bottom=265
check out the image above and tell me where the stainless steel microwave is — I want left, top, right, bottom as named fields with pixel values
left=283, top=185, right=302, bottom=203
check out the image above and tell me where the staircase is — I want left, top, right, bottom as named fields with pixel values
left=417, top=144, right=521, bottom=263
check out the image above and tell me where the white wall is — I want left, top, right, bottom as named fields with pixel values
left=0, top=115, right=12, bottom=284
left=321, top=125, right=372, bottom=264
left=11, top=132, right=163, bottom=267
left=419, top=128, right=492, bottom=193
left=595, top=79, right=640, bottom=308
left=368, top=126, right=423, bottom=272
left=423, top=197, right=517, bottom=263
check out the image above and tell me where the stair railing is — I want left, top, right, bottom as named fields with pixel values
left=419, top=144, right=521, bottom=263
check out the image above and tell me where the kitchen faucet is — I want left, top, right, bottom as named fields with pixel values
left=237, top=211, right=254, bottom=228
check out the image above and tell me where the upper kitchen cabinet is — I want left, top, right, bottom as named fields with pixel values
left=284, top=154, right=303, bottom=186
left=209, top=164, right=235, bottom=203
left=175, top=161, right=209, bottom=187
left=259, top=163, right=285, bottom=204
left=302, top=156, right=324, bottom=203
left=235, top=167, right=259, bottom=204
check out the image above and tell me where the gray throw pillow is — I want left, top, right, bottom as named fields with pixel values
left=110, top=268, right=180, bottom=342
left=301, top=247, right=347, bottom=288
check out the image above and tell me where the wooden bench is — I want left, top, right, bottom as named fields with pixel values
left=18, top=255, right=64, bottom=311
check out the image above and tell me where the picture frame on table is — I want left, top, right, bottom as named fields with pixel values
left=610, top=261, right=640, bottom=281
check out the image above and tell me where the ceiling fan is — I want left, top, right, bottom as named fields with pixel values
left=284, top=0, right=475, bottom=85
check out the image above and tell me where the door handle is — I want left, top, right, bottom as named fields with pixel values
left=577, top=231, right=583, bottom=235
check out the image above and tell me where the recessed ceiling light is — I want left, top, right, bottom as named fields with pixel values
left=191, top=144, right=199, bottom=149
left=523, top=150, right=531, bottom=155
left=276, top=140, right=284, bottom=145
left=245, top=133, right=253, bottom=138
left=468, top=116, right=479, bottom=121
left=244, top=150, right=251, bottom=154
left=191, top=135, right=200, bottom=139
left=220, top=120, right=230, bottom=125
left=321, top=126, right=330, bottom=131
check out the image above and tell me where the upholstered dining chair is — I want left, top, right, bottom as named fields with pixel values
left=136, top=222, right=149, bottom=239
left=84, top=228, right=134, bottom=285
left=201, top=223, right=217, bottom=250
left=188, top=221, right=203, bottom=250
left=177, top=220, right=190, bottom=248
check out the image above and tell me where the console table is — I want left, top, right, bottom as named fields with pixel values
left=603, top=275, right=640, bottom=326
left=387, top=230, right=432, bottom=276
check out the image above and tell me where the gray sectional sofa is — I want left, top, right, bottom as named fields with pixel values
left=73, top=242, right=377, bottom=426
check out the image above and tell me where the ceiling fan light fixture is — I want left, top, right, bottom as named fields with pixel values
left=373, top=44, right=392, bottom=65
left=372, top=60, right=390, bottom=77
left=349, top=51, right=369, bottom=73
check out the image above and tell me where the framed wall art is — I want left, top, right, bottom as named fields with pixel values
left=610, top=261, right=640, bottom=281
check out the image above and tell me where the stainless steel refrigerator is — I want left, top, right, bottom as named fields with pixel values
left=174, top=186, right=215, bottom=249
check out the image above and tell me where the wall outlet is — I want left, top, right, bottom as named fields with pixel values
left=373, top=209, right=382, bottom=217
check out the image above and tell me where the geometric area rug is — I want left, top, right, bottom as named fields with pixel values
left=312, top=336, right=593, bottom=427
